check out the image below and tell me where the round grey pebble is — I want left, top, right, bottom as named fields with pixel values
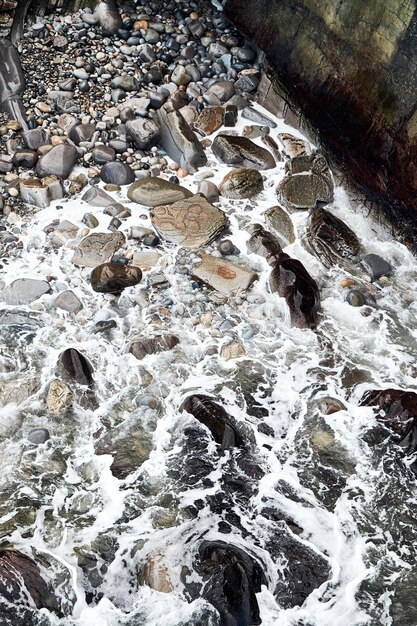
left=28, top=428, right=50, bottom=444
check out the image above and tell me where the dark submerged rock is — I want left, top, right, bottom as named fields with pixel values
left=129, top=334, right=179, bottom=360
left=182, top=394, right=244, bottom=450
left=306, top=207, right=360, bottom=268
left=247, top=223, right=282, bottom=265
left=59, top=348, right=93, bottom=386
left=194, top=541, right=266, bottom=626
left=269, top=253, right=320, bottom=328
left=212, top=133, right=275, bottom=170
left=360, top=389, right=417, bottom=446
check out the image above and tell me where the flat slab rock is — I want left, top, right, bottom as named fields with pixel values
left=72, top=231, right=125, bottom=267
left=0, top=278, right=50, bottom=305
left=151, top=195, right=228, bottom=248
left=127, top=176, right=193, bottom=207
left=212, top=133, right=276, bottom=170
left=157, top=103, right=207, bottom=172
left=192, top=253, right=258, bottom=296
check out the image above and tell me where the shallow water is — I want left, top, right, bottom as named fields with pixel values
left=1, top=27, right=417, bottom=626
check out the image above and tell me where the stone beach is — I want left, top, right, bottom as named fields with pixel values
left=0, top=1, right=416, bottom=626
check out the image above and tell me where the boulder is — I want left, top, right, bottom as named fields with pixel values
left=192, top=253, right=258, bottom=296
left=72, top=232, right=125, bottom=267
left=278, top=172, right=333, bottom=210
left=269, top=252, right=320, bottom=328
left=90, top=263, right=142, bottom=293
left=126, top=118, right=160, bottom=150
left=182, top=395, right=244, bottom=449
left=58, top=348, right=93, bottom=386
left=157, top=102, right=207, bottom=172
left=151, top=195, right=228, bottom=248
left=127, top=177, right=193, bottom=207
left=36, top=144, right=78, bottom=179
left=264, top=205, right=296, bottom=247
left=212, top=134, right=275, bottom=170
left=306, top=207, right=360, bottom=268
left=219, top=168, right=263, bottom=199
left=0, top=278, right=50, bottom=305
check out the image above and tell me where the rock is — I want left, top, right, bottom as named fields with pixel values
left=218, top=239, right=237, bottom=256
left=68, top=123, right=95, bottom=145
left=72, top=232, right=125, bottom=268
left=46, top=379, right=74, bottom=415
left=220, top=342, right=247, bottom=360
left=278, top=133, right=310, bottom=158
left=242, top=106, right=277, bottom=127
left=19, top=179, right=50, bottom=208
left=0, top=278, right=50, bottom=305
left=151, top=195, right=228, bottom=248
left=269, top=253, right=320, bottom=328
left=126, top=118, right=160, bottom=150
left=247, top=224, right=282, bottom=264
left=192, top=253, right=258, bottom=296
left=197, top=180, right=220, bottom=203
left=127, top=177, right=192, bottom=207
left=59, top=348, right=93, bottom=386
left=82, top=213, right=99, bottom=229
left=157, top=102, right=207, bottom=172
left=171, top=65, right=191, bottom=86
left=307, top=208, right=360, bottom=268
left=345, top=290, right=365, bottom=307
left=96, top=424, right=153, bottom=479
left=317, top=397, right=346, bottom=415
left=264, top=205, right=296, bottom=247
left=28, top=428, right=50, bottom=444
left=360, top=389, right=417, bottom=446
left=212, top=134, right=275, bottom=170
left=278, top=172, right=333, bottom=210
left=194, top=106, right=224, bottom=135
left=90, top=263, right=142, bottom=294
left=182, top=395, right=244, bottom=449
left=361, top=254, right=393, bottom=280
left=36, top=144, right=78, bottom=179
left=50, top=220, right=79, bottom=247
left=130, top=335, right=179, bottom=360
left=82, top=185, right=115, bottom=207
left=131, top=250, right=162, bottom=270
left=52, top=290, right=83, bottom=313
left=0, top=550, right=60, bottom=614
left=92, top=145, right=115, bottom=164
left=194, top=541, right=266, bottom=626
left=224, top=104, right=238, bottom=127
left=219, top=168, right=263, bottom=198
left=12, top=149, right=38, bottom=168
left=100, top=161, right=135, bottom=185
left=22, top=128, right=50, bottom=150
left=94, top=0, right=123, bottom=34
left=140, top=552, right=173, bottom=593
left=206, top=80, right=235, bottom=102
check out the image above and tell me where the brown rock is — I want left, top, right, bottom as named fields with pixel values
left=151, top=195, right=228, bottom=248
left=192, top=253, right=258, bottom=295
left=130, top=334, right=180, bottom=360
left=219, top=168, right=263, bottom=199
left=72, top=232, right=125, bottom=267
left=212, top=133, right=276, bottom=170
left=90, top=263, right=142, bottom=293
left=46, top=379, right=74, bottom=415
left=194, top=106, right=224, bottom=135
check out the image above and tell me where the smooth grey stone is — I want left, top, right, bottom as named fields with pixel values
left=0, top=40, right=28, bottom=130
left=197, top=180, right=220, bottom=203
left=100, top=162, right=135, bottom=185
left=0, top=160, right=13, bottom=173
left=73, top=69, right=89, bottom=80
left=206, top=80, right=235, bottom=102
left=92, top=145, right=116, bottom=164
left=126, top=118, right=160, bottom=149
left=242, top=106, right=277, bottom=128
left=53, top=290, right=83, bottom=313
left=36, top=144, right=78, bottom=178
left=157, top=102, right=207, bottom=172
left=23, top=128, right=50, bottom=150
left=111, top=75, right=137, bottom=91
left=28, top=428, right=50, bottom=444
left=361, top=254, right=393, bottom=280
left=82, top=186, right=115, bottom=207
left=0, top=278, right=51, bottom=305
left=12, top=149, right=38, bottom=168
left=69, top=123, right=95, bottom=145
left=72, top=231, right=125, bottom=268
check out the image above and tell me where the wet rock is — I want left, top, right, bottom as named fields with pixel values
left=19, top=179, right=50, bottom=208
left=52, top=290, right=83, bottom=314
left=206, top=80, right=235, bottom=102
left=247, top=224, right=282, bottom=265
left=131, top=250, right=162, bottom=270
left=219, top=167, right=263, bottom=198
left=183, top=395, right=244, bottom=449
left=90, top=263, right=142, bottom=294
left=126, top=118, right=160, bottom=150
left=130, top=335, right=180, bottom=360
left=94, top=0, right=123, bottom=34
left=82, top=213, right=99, bottom=229
left=0, top=278, right=50, bottom=305
left=12, top=149, right=37, bottom=168
left=220, top=342, right=247, bottom=360
left=360, top=389, right=417, bottom=446
left=72, top=231, right=125, bottom=267
left=151, top=195, right=228, bottom=248
left=140, top=552, right=173, bottom=593
left=345, top=289, right=365, bottom=307
left=278, top=133, right=310, bottom=158
left=36, top=144, right=78, bottom=179
left=96, top=425, right=153, bottom=479
left=27, top=428, right=50, bottom=444
left=278, top=171, right=333, bottom=210
left=218, top=239, right=238, bottom=256
left=242, top=106, right=277, bottom=127
left=157, top=102, right=207, bottom=172
left=269, top=253, right=320, bottom=328
left=264, top=205, right=296, bottom=247
left=59, top=348, right=93, bottom=386
left=46, top=379, right=74, bottom=415
left=212, top=134, right=275, bottom=170
left=127, top=177, right=192, bottom=207
left=194, top=541, right=266, bottom=626
left=100, top=162, right=135, bottom=185
left=82, top=185, right=115, bottom=207
left=194, top=106, right=224, bottom=135
left=0, top=550, right=60, bottom=614
left=307, top=208, right=360, bottom=268
left=192, top=253, right=258, bottom=296
left=224, top=104, right=238, bottom=127
left=317, top=397, right=347, bottom=414
left=361, top=253, right=393, bottom=281
left=92, top=145, right=115, bottom=164
left=197, top=180, right=220, bottom=203
left=68, top=123, right=95, bottom=145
